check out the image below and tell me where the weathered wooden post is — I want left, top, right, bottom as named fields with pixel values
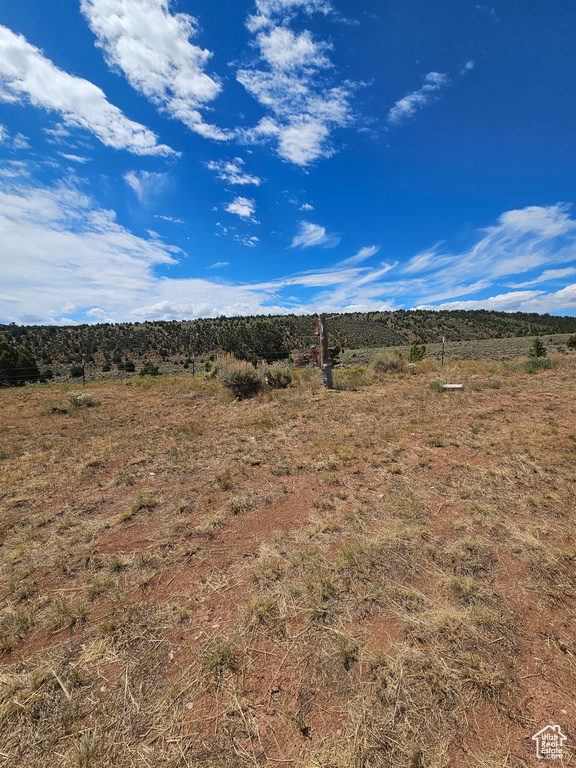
left=318, top=313, right=333, bottom=389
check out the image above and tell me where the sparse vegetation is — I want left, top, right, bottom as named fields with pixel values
left=0, top=348, right=575, bottom=766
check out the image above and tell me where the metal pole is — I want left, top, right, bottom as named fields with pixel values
left=441, top=336, right=445, bottom=368
left=192, top=353, right=195, bottom=378
left=318, top=313, right=333, bottom=389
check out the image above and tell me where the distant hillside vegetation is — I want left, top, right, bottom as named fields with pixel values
left=1, top=309, right=575, bottom=367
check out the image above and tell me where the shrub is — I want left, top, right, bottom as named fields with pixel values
left=566, top=334, right=576, bottom=350
left=430, top=378, right=446, bottom=392
left=408, top=340, right=426, bottom=362
left=140, top=362, right=159, bottom=376
left=70, top=364, right=84, bottom=378
left=102, top=363, right=111, bottom=372
left=265, top=365, right=292, bottom=389
left=524, top=357, right=554, bottom=373
left=123, top=360, right=136, bottom=372
left=70, top=392, right=95, bottom=408
left=528, top=336, right=547, bottom=358
left=373, top=351, right=404, bottom=373
left=218, top=362, right=263, bottom=399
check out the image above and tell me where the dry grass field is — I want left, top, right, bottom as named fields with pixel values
left=1, top=351, right=576, bottom=767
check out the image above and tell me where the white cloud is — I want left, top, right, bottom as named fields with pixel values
left=60, top=153, right=90, bottom=163
left=225, top=196, right=257, bottom=221
left=3, top=180, right=576, bottom=325
left=0, top=24, right=174, bottom=156
left=86, top=307, right=115, bottom=321
left=154, top=214, right=184, bottom=224
left=0, top=176, right=181, bottom=324
left=124, top=170, right=171, bottom=204
left=247, top=0, right=333, bottom=32
left=234, top=234, right=260, bottom=247
left=237, top=1, right=354, bottom=165
left=291, top=220, right=340, bottom=248
left=387, top=71, right=450, bottom=125
left=0, top=124, right=7, bottom=142
left=206, top=261, right=230, bottom=269
left=460, top=60, right=475, bottom=75
left=415, top=287, right=576, bottom=314
left=80, top=0, right=229, bottom=140
left=12, top=133, right=30, bottom=149
left=300, top=202, right=314, bottom=211
left=206, top=157, right=261, bottom=185
left=338, top=245, right=380, bottom=266
left=508, top=267, right=576, bottom=288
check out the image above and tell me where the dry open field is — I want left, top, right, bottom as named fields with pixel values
left=1, top=352, right=575, bottom=767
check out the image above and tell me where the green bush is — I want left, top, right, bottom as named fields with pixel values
left=373, top=351, right=404, bottom=373
left=70, top=364, right=84, bottom=378
left=566, top=334, right=576, bottom=350
left=429, top=378, right=446, bottom=392
left=524, top=357, right=554, bottom=373
left=123, top=360, right=136, bottom=373
left=265, top=365, right=292, bottom=389
left=218, top=362, right=263, bottom=399
left=140, top=362, right=159, bottom=376
left=102, top=363, right=111, bottom=372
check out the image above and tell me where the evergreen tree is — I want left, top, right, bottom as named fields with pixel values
left=528, top=337, right=547, bottom=358
left=221, top=321, right=289, bottom=365
left=0, top=341, right=40, bottom=386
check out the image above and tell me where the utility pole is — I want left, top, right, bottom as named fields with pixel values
left=318, top=313, right=333, bottom=389
left=192, top=352, right=195, bottom=378
left=441, top=336, right=445, bottom=368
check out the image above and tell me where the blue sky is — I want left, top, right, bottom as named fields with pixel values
left=1, top=0, right=576, bottom=324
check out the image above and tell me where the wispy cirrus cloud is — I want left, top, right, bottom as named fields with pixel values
left=80, top=0, right=229, bottom=141
left=508, top=267, right=576, bottom=288
left=387, top=71, right=450, bottom=125
left=60, top=153, right=90, bottom=164
left=0, top=24, right=174, bottom=156
left=338, top=245, right=380, bottom=266
left=207, top=261, right=230, bottom=269
left=206, top=157, right=261, bottom=186
left=237, top=0, right=354, bottom=165
left=291, top=221, right=340, bottom=248
left=2, top=176, right=576, bottom=324
left=124, top=170, right=171, bottom=205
